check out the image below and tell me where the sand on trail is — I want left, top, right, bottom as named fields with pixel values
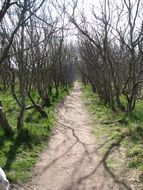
left=17, top=83, right=132, bottom=190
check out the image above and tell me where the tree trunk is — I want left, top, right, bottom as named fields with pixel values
left=42, top=94, right=51, bottom=107
left=55, top=85, right=59, bottom=97
left=0, top=106, right=13, bottom=136
left=115, top=91, right=126, bottom=112
left=27, top=92, right=48, bottom=118
left=17, top=104, right=25, bottom=130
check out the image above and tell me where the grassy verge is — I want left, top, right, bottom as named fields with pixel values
left=0, top=87, right=71, bottom=183
left=82, top=85, right=143, bottom=185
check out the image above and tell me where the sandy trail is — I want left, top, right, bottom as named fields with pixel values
left=17, top=83, right=131, bottom=190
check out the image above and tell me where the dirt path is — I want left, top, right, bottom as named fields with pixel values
left=15, top=83, right=132, bottom=190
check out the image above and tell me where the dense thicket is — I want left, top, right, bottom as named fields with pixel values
left=0, top=0, right=76, bottom=135
left=72, top=0, right=143, bottom=114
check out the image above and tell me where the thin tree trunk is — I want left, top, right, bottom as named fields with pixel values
left=27, top=92, right=48, bottom=118
left=17, top=104, right=25, bottom=129
left=0, top=106, right=13, bottom=136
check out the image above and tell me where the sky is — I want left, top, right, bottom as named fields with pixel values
left=1, top=0, right=142, bottom=43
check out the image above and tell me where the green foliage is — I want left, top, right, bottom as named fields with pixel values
left=0, top=87, right=70, bottom=183
left=82, top=85, right=143, bottom=174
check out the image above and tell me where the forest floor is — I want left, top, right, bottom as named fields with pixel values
left=11, top=83, right=139, bottom=190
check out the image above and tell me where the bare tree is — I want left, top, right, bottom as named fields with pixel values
left=68, top=0, right=143, bottom=113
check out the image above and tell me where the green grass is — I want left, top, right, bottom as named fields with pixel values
left=0, top=87, right=71, bottom=183
left=82, top=85, right=143, bottom=175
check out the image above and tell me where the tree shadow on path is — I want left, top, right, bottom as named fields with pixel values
left=64, top=136, right=132, bottom=190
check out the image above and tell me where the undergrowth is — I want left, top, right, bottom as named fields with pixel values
left=0, top=87, right=71, bottom=183
left=82, top=85, right=143, bottom=180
